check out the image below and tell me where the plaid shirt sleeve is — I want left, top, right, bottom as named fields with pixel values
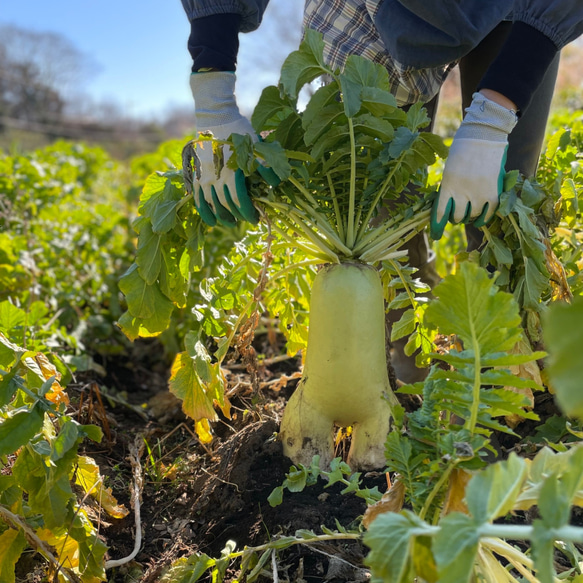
left=303, top=0, right=455, bottom=106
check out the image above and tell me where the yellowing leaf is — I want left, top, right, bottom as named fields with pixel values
left=75, top=456, right=129, bottom=519
left=37, top=518, right=106, bottom=583
left=24, top=353, right=69, bottom=406
left=37, top=527, right=82, bottom=578
left=441, top=469, right=471, bottom=516
left=195, top=418, right=213, bottom=444
left=503, top=340, right=538, bottom=428
left=362, top=478, right=405, bottom=529
left=544, top=239, right=572, bottom=302
left=169, top=351, right=219, bottom=422
left=117, top=311, right=163, bottom=341
left=0, top=528, right=27, bottom=583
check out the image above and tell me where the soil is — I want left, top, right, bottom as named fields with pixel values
left=67, top=333, right=392, bottom=583
left=17, top=331, right=566, bottom=583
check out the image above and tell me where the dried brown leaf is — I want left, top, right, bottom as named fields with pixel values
left=362, top=477, right=405, bottom=529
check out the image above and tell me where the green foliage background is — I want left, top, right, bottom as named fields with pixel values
left=0, top=34, right=582, bottom=580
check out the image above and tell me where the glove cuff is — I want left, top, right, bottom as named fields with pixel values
left=190, top=71, right=243, bottom=128
left=456, top=92, right=518, bottom=142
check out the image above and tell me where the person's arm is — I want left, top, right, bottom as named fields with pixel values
left=180, top=2, right=276, bottom=227
left=188, top=13, right=241, bottom=72
left=430, top=9, right=583, bottom=240
left=478, top=21, right=558, bottom=115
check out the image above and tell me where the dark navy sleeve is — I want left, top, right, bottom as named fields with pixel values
left=478, top=21, right=558, bottom=113
left=188, top=13, right=241, bottom=72
left=181, top=0, right=270, bottom=33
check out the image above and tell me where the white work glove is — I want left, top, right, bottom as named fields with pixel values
left=430, top=92, right=518, bottom=240
left=185, top=71, right=277, bottom=227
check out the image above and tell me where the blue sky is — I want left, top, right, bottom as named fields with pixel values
left=1, top=1, right=302, bottom=119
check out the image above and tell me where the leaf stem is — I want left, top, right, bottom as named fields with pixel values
left=359, top=218, right=429, bottom=264
left=419, top=460, right=458, bottom=522
left=355, top=153, right=408, bottom=243
left=355, top=208, right=430, bottom=258
left=388, top=259, right=418, bottom=311
left=466, top=312, right=482, bottom=435
left=257, top=199, right=350, bottom=257
left=346, top=118, right=357, bottom=248
left=271, top=217, right=340, bottom=263
left=272, top=260, right=322, bottom=281
left=327, top=173, right=345, bottom=241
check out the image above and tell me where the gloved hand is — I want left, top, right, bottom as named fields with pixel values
left=430, top=92, right=518, bottom=240
left=187, top=71, right=278, bottom=227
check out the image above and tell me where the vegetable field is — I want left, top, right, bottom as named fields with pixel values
left=2, top=35, right=583, bottom=583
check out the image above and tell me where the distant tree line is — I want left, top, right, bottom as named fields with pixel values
left=0, top=24, right=195, bottom=156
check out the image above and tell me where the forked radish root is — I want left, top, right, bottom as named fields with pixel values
left=279, top=262, right=398, bottom=470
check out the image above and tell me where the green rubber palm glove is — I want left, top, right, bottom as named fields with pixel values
left=188, top=71, right=279, bottom=227
left=430, top=92, right=518, bottom=240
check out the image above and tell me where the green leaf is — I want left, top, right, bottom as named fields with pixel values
left=390, top=309, right=416, bottom=342
left=545, top=127, right=568, bottom=159
left=425, top=261, right=522, bottom=356
left=254, top=141, right=292, bottom=180
left=338, top=55, right=390, bottom=118
left=284, top=466, right=309, bottom=492
left=68, top=511, right=108, bottom=580
left=136, top=222, right=163, bottom=285
left=521, top=179, right=545, bottom=209
left=412, top=535, right=438, bottom=583
left=361, top=86, right=398, bottom=117
left=418, top=132, right=448, bottom=160
left=160, top=554, right=215, bottom=583
left=503, top=169, right=520, bottom=191
left=543, top=296, right=583, bottom=419
left=486, top=235, right=513, bottom=266
left=353, top=113, right=394, bottom=142
left=119, top=264, right=174, bottom=324
left=388, top=292, right=414, bottom=310
left=0, top=404, right=44, bottom=456
left=139, top=172, right=167, bottom=218
left=465, top=454, right=527, bottom=522
left=303, top=104, right=346, bottom=146
left=389, top=127, right=418, bottom=159
left=432, top=513, right=479, bottom=583
left=246, top=549, right=272, bottom=582
left=365, top=510, right=432, bottom=583
left=405, top=102, right=431, bottom=131
left=159, top=246, right=189, bottom=307
left=79, top=424, right=103, bottom=443
left=27, top=301, right=49, bottom=327
left=267, top=486, right=284, bottom=507
left=51, top=418, right=81, bottom=461
left=539, top=473, right=570, bottom=529
left=0, top=366, right=19, bottom=408
left=12, top=445, right=76, bottom=529
left=279, top=29, right=328, bottom=100
left=301, top=82, right=341, bottom=131
left=531, top=519, right=556, bottom=583
left=310, top=124, right=351, bottom=160
left=342, top=54, right=390, bottom=92
left=0, top=528, right=27, bottom=583
left=0, top=301, right=25, bottom=332
left=152, top=200, right=179, bottom=233
left=523, top=257, right=549, bottom=310
left=251, top=85, right=294, bottom=132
